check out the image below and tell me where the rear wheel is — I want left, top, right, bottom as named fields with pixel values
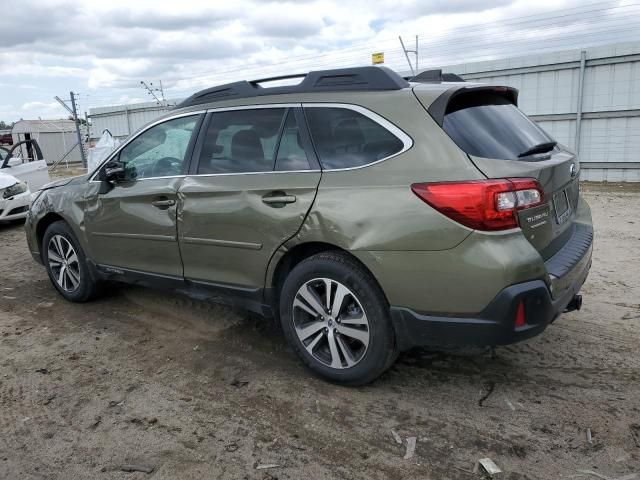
left=42, top=221, right=100, bottom=302
left=279, top=251, right=397, bottom=385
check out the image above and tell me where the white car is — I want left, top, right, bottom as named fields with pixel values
left=0, top=141, right=50, bottom=222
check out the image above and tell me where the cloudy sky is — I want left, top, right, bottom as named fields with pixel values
left=1, top=0, right=639, bottom=122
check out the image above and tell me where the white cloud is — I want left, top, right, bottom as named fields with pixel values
left=2, top=103, right=67, bottom=124
left=0, top=0, right=638, bottom=120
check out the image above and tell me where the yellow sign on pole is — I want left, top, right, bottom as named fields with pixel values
left=371, top=52, right=385, bottom=65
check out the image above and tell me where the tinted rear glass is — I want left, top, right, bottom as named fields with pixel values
left=442, top=92, right=555, bottom=160
left=305, top=107, right=404, bottom=169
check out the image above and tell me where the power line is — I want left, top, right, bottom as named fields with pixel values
left=140, top=80, right=166, bottom=104
left=163, top=6, right=640, bottom=94
left=79, top=2, right=640, bottom=108
left=169, top=1, right=640, bottom=81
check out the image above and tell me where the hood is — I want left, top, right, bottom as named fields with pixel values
left=0, top=171, right=20, bottom=189
left=40, top=174, right=89, bottom=191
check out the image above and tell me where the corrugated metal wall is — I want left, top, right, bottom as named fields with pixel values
left=89, top=101, right=175, bottom=141
left=88, top=42, right=640, bottom=181
left=443, top=42, right=640, bottom=182
left=11, top=130, right=83, bottom=165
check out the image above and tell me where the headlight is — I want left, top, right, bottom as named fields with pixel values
left=3, top=181, right=28, bottom=199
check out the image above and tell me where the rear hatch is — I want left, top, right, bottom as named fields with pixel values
left=419, top=85, right=580, bottom=260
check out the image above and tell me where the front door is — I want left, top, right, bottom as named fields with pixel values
left=85, top=113, right=202, bottom=277
left=178, top=107, right=321, bottom=290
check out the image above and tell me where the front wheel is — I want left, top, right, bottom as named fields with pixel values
left=279, top=252, right=397, bottom=385
left=42, top=221, right=100, bottom=302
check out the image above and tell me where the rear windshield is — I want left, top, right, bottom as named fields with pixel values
left=442, top=92, right=555, bottom=160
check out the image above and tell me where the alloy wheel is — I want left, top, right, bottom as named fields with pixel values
left=292, top=278, right=370, bottom=369
left=47, top=235, right=81, bottom=292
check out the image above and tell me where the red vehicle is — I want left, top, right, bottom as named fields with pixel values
left=0, top=132, right=13, bottom=145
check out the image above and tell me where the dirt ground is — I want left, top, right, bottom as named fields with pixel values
left=1, top=183, right=639, bottom=480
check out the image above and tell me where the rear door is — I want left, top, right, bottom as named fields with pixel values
left=177, top=106, right=321, bottom=290
left=431, top=87, right=580, bottom=258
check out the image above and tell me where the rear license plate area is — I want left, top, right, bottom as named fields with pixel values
left=553, top=189, right=571, bottom=224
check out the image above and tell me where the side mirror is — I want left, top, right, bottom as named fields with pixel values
left=104, top=161, right=125, bottom=183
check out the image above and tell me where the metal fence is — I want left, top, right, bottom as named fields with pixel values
left=88, top=41, right=640, bottom=181
left=88, top=101, right=176, bottom=143
left=441, top=41, right=640, bottom=182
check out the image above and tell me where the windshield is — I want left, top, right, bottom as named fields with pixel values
left=442, top=91, right=555, bottom=160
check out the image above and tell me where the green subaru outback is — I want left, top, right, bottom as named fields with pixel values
left=25, top=67, right=592, bottom=385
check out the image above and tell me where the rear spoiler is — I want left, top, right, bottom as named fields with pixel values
left=427, top=85, right=519, bottom=127
left=410, top=69, right=466, bottom=83
left=0, top=139, right=44, bottom=169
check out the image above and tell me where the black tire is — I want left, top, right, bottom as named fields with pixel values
left=42, top=220, right=100, bottom=302
left=279, top=251, right=397, bottom=385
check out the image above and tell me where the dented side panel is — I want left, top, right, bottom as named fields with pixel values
left=178, top=171, right=321, bottom=287
left=26, top=177, right=92, bottom=261
left=264, top=93, right=486, bottom=290
left=83, top=178, right=185, bottom=277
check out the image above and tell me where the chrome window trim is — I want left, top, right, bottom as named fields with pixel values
left=88, top=102, right=413, bottom=182
left=185, top=169, right=320, bottom=179
left=88, top=110, right=205, bottom=183
left=206, top=103, right=301, bottom=113
left=191, top=103, right=308, bottom=177
left=187, top=103, right=412, bottom=177
left=95, top=174, right=188, bottom=182
left=301, top=102, right=414, bottom=172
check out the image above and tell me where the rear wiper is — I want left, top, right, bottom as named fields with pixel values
left=518, top=141, right=557, bottom=158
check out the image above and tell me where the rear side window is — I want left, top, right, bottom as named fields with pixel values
left=442, top=92, right=555, bottom=160
left=305, top=107, right=404, bottom=169
left=197, top=109, right=286, bottom=174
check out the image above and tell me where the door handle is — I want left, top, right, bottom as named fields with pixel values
left=151, top=198, right=176, bottom=209
left=262, top=194, right=296, bottom=206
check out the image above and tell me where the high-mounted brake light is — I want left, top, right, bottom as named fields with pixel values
left=411, top=178, right=545, bottom=231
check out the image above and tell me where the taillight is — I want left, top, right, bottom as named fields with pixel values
left=514, top=300, right=527, bottom=328
left=411, top=178, right=544, bottom=231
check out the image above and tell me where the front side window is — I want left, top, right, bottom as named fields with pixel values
left=304, top=107, right=404, bottom=169
left=197, top=109, right=286, bottom=174
left=117, top=115, right=198, bottom=180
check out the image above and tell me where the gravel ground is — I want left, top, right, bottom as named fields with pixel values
left=0, top=183, right=639, bottom=479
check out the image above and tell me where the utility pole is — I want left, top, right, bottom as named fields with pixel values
left=140, top=80, right=165, bottom=105
left=54, top=93, right=86, bottom=169
left=70, top=91, right=86, bottom=168
left=399, top=35, right=419, bottom=76
left=84, top=111, right=90, bottom=144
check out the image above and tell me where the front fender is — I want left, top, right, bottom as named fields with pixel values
left=26, top=181, right=92, bottom=263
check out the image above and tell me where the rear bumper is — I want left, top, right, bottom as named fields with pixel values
left=390, top=239, right=592, bottom=351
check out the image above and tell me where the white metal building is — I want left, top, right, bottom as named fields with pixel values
left=438, top=41, right=640, bottom=182
left=89, top=101, right=177, bottom=143
left=88, top=41, right=640, bottom=181
left=11, top=119, right=85, bottom=165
